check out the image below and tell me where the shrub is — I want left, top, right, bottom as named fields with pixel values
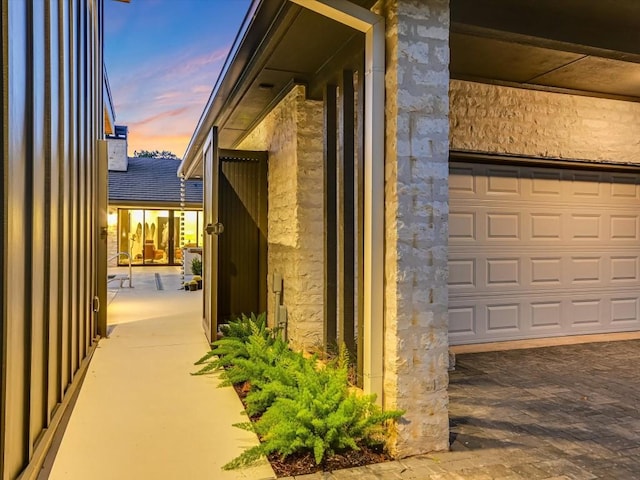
left=224, top=348, right=403, bottom=469
left=193, top=313, right=404, bottom=470
left=192, top=313, right=271, bottom=375
left=190, top=256, right=202, bottom=276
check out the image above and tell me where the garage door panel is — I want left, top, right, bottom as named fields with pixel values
left=570, top=299, right=602, bottom=326
left=449, top=166, right=476, bottom=194
left=530, top=301, right=563, bottom=330
left=531, top=170, right=562, bottom=197
left=610, top=256, right=639, bottom=282
left=610, top=215, right=639, bottom=240
left=570, top=256, right=602, bottom=284
left=451, top=204, right=640, bottom=245
left=570, top=172, right=602, bottom=197
left=486, top=168, right=521, bottom=195
left=449, top=211, right=476, bottom=240
left=611, top=175, right=640, bottom=199
left=487, top=213, right=521, bottom=239
left=570, top=214, right=602, bottom=240
left=487, top=258, right=520, bottom=286
left=611, top=297, right=639, bottom=324
left=530, top=213, right=562, bottom=240
left=450, top=251, right=610, bottom=293
left=448, top=258, right=476, bottom=288
left=530, top=257, right=562, bottom=285
left=449, top=161, right=640, bottom=345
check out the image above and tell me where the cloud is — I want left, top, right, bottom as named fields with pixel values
left=110, top=45, right=229, bottom=156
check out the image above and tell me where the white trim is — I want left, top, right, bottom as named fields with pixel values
left=289, top=0, right=385, bottom=404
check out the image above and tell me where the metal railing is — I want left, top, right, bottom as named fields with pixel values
left=107, top=251, right=133, bottom=288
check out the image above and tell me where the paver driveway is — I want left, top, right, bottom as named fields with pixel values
left=293, top=340, right=640, bottom=479
left=446, top=340, right=640, bottom=479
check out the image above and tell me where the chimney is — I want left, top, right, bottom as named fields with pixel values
left=107, top=125, right=128, bottom=171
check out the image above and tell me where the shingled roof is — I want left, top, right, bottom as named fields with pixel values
left=108, top=157, right=203, bottom=205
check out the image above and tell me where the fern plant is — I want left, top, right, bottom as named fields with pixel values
left=242, top=344, right=310, bottom=416
left=192, top=312, right=271, bottom=375
left=223, top=347, right=404, bottom=470
left=192, top=315, right=404, bottom=470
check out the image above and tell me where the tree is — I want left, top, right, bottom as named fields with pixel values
left=133, top=149, right=179, bottom=159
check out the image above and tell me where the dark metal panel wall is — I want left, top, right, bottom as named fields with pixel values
left=1, top=1, right=104, bottom=478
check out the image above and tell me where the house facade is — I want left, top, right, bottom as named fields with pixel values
left=1, top=0, right=112, bottom=478
left=179, top=0, right=640, bottom=457
left=107, top=134, right=203, bottom=267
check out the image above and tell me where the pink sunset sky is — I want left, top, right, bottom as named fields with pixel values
left=105, top=0, right=251, bottom=158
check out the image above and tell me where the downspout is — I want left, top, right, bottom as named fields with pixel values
left=289, top=0, right=385, bottom=403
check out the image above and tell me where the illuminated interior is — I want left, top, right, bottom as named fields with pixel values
left=116, top=208, right=203, bottom=265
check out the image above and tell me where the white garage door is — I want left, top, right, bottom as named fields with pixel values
left=449, top=162, right=640, bottom=345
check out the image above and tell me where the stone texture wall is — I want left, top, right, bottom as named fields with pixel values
left=237, top=86, right=325, bottom=351
left=450, top=79, right=640, bottom=163
left=378, top=0, right=450, bottom=457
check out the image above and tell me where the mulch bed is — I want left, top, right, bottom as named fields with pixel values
left=232, top=381, right=393, bottom=477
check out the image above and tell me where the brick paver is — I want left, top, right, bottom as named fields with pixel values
left=284, top=340, right=640, bottom=479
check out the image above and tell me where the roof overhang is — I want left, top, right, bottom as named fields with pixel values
left=179, top=0, right=640, bottom=178
left=103, top=65, right=116, bottom=135
left=178, top=0, right=372, bottom=178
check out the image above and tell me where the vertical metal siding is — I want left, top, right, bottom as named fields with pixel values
left=4, top=3, right=30, bottom=476
left=1, top=1, right=104, bottom=478
left=28, top=0, right=48, bottom=453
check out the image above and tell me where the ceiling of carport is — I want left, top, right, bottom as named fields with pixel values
left=450, top=0, right=640, bottom=100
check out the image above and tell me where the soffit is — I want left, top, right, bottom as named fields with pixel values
left=451, top=0, right=640, bottom=100
left=184, top=0, right=640, bottom=176
left=216, top=3, right=360, bottom=149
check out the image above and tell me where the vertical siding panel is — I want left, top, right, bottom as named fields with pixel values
left=68, top=0, right=79, bottom=379
left=88, top=0, right=97, bottom=344
left=46, top=0, right=62, bottom=421
left=59, top=0, right=71, bottom=395
left=1, top=1, right=103, bottom=476
left=3, top=1, right=30, bottom=477
left=28, top=0, right=48, bottom=453
left=77, top=0, right=86, bottom=362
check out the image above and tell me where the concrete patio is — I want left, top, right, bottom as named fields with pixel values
left=40, top=267, right=640, bottom=479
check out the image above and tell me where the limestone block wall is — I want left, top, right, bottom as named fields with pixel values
left=450, top=79, right=640, bottom=163
left=378, top=0, right=450, bottom=457
left=237, top=86, right=325, bottom=351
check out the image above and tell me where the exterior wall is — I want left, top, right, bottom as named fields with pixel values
left=450, top=79, right=640, bottom=163
left=1, top=1, right=105, bottom=478
left=377, top=0, right=451, bottom=457
left=237, top=86, right=325, bottom=351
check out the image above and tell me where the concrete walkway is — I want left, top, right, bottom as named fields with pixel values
left=43, top=267, right=640, bottom=479
left=44, top=267, right=275, bottom=480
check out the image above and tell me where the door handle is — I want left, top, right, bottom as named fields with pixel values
left=205, top=222, right=224, bottom=235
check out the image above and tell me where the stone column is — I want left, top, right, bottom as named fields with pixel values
left=379, top=0, right=450, bottom=456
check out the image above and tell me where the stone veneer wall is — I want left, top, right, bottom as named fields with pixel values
left=377, top=0, right=451, bottom=457
left=237, top=86, right=325, bottom=351
left=450, top=79, right=640, bottom=163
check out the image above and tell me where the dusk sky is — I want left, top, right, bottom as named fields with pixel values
left=105, top=0, right=252, bottom=158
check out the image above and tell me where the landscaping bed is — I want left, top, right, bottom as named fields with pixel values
left=231, top=381, right=393, bottom=476
left=195, top=313, right=401, bottom=477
